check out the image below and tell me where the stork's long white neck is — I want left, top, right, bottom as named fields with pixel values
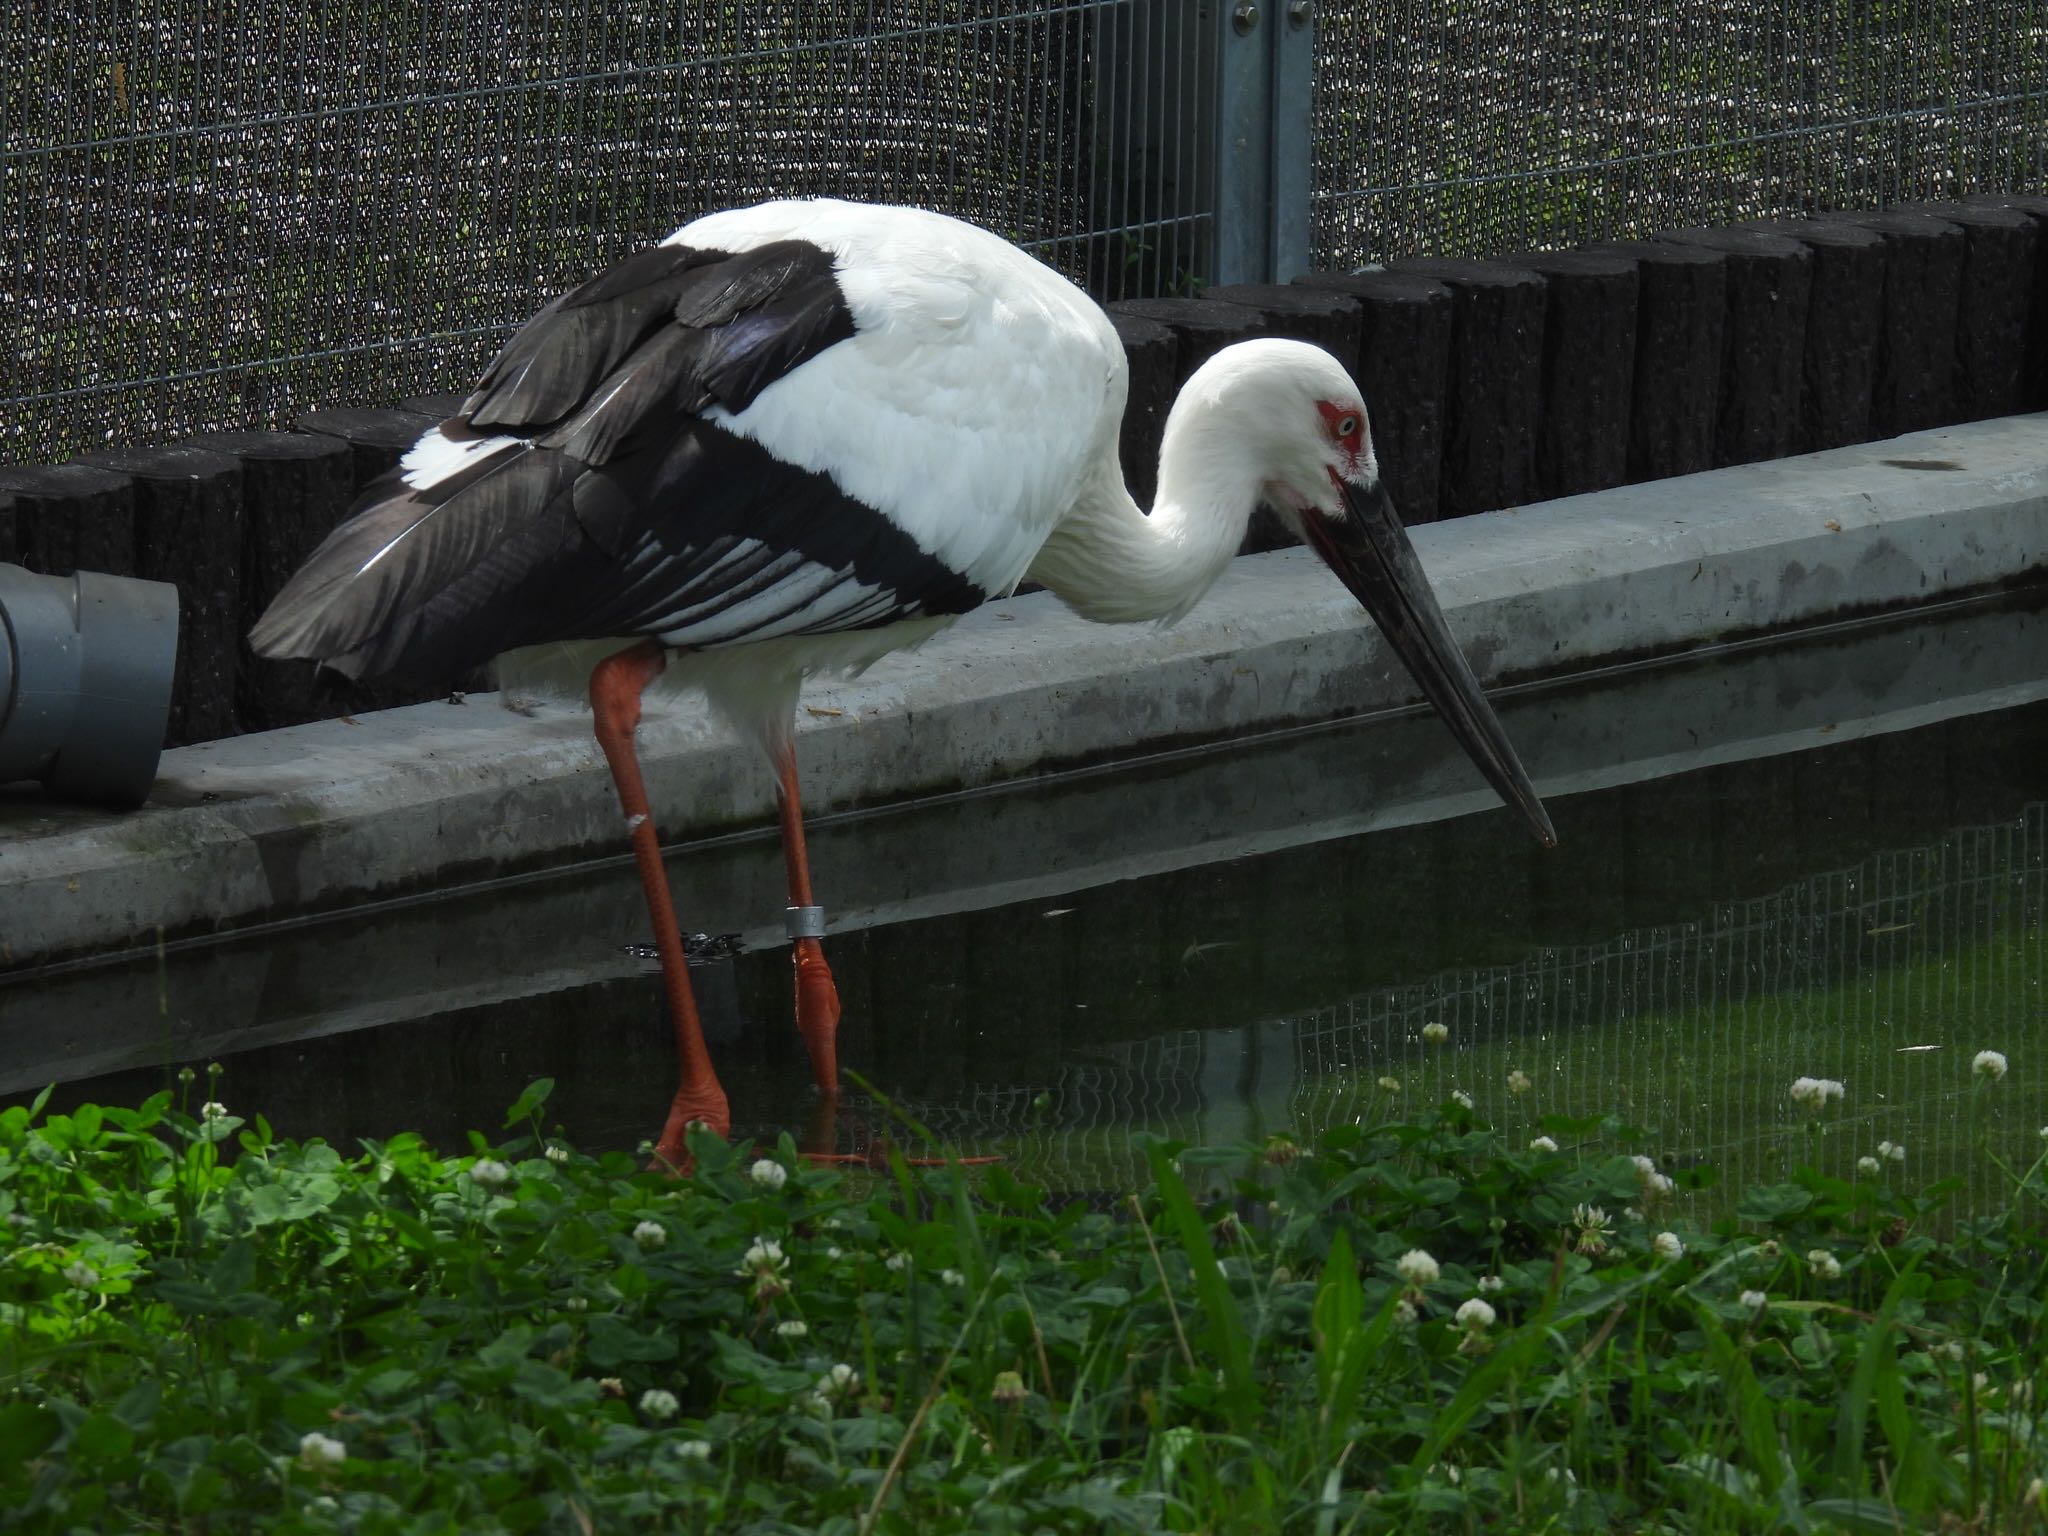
left=1027, top=399, right=1267, bottom=625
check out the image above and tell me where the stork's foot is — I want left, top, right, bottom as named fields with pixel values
left=793, top=938, right=842, bottom=1093
left=648, top=1081, right=732, bottom=1176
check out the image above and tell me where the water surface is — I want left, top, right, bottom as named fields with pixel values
left=7, top=593, right=2043, bottom=1206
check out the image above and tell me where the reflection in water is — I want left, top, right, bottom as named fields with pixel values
left=1061, top=801, right=2043, bottom=1212
left=5, top=611, right=2045, bottom=1210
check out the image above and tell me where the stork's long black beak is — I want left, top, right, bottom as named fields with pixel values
left=1303, top=475, right=1556, bottom=848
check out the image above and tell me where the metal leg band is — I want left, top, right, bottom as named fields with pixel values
left=784, top=905, right=826, bottom=941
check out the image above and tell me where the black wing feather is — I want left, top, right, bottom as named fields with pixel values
left=250, top=236, right=979, bottom=684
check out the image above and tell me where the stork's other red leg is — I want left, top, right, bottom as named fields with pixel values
left=774, top=743, right=841, bottom=1098
left=776, top=744, right=1000, bottom=1170
left=591, top=641, right=729, bottom=1165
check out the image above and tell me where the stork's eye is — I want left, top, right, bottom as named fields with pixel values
left=1335, top=413, right=1360, bottom=439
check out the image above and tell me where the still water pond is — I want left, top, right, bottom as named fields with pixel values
left=6, top=593, right=2044, bottom=1210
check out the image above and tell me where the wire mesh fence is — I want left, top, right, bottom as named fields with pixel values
left=1311, top=0, right=2048, bottom=267
left=975, top=800, right=2046, bottom=1208
left=5, top=1, right=2045, bottom=463
left=3, top=1, right=1192, bottom=464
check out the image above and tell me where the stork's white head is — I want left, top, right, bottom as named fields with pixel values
left=1162, top=338, right=1377, bottom=533
left=1167, top=337, right=1556, bottom=849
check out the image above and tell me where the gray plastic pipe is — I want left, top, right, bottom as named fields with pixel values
left=0, top=564, right=179, bottom=808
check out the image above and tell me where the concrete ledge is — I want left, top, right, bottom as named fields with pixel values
left=4, top=412, right=2045, bottom=966
left=7, top=590, right=2040, bottom=1092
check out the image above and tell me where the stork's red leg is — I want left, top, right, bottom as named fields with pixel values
left=774, top=743, right=841, bottom=1097
left=591, top=642, right=729, bottom=1165
left=776, top=744, right=1000, bottom=1170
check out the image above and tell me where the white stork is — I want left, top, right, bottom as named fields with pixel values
left=251, top=198, right=1554, bottom=1165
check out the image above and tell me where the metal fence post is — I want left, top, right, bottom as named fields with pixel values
left=1271, top=0, right=1315, bottom=280
left=1213, top=2, right=1273, bottom=284
left=1213, top=0, right=1313, bottom=286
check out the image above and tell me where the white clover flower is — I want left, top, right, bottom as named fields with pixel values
left=1788, top=1077, right=1845, bottom=1109
left=1629, top=1156, right=1674, bottom=1200
left=1529, top=1135, right=1559, bottom=1154
left=674, top=1440, right=713, bottom=1461
left=991, top=1369, right=1028, bottom=1405
left=639, top=1388, right=680, bottom=1419
left=749, top=1158, right=789, bottom=1192
left=1973, top=1372, right=1991, bottom=1394
left=1807, top=1249, right=1842, bottom=1280
left=1972, top=1050, right=2008, bottom=1080
left=1857, top=1155, right=1881, bottom=1175
left=296, top=1311, right=316, bottom=1329
left=1570, top=1205, right=1612, bottom=1255
left=471, top=1158, right=512, bottom=1190
left=1478, top=1274, right=1505, bottom=1294
left=1938, top=1340, right=1967, bottom=1364
left=1377, top=1076, right=1401, bottom=1092
left=545, top=1145, right=570, bottom=1165
left=1450, top=1089, right=1474, bottom=1110
left=885, top=1251, right=912, bottom=1274
left=1653, top=1231, right=1685, bottom=1261
left=633, top=1219, right=667, bottom=1248
left=824, top=1245, right=843, bottom=1261
left=2028, top=1476, right=2045, bottom=1509
left=297, top=1430, right=346, bottom=1467
left=738, top=1239, right=790, bottom=1298
left=1886, top=1142, right=1906, bottom=1163
left=1421, top=1021, right=1449, bottom=1044
left=200, top=1101, right=228, bottom=1122
left=775, top=1318, right=809, bottom=1339
left=1394, top=1249, right=1440, bottom=1287
left=1740, top=1289, right=1768, bottom=1311
left=2039, top=1126, right=2048, bottom=1143
left=817, top=1363, right=860, bottom=1400
left=1455, top=1297, right=1495, bottom=1332
left=940, top=1268, right=965, bottom=1288
left=803, top=1391, right=835, bottom=1420
left=1394, top=1298, right=1418, bottom=1325
left=1507, top=1069, right=1532, bottom=1095
left=61, top=1261, right=98, bottom=1290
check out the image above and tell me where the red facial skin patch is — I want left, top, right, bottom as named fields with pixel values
left=1316, top=399, right=1368, bottom=488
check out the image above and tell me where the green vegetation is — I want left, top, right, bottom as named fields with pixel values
left=3, top=1071, right=2045, bottom=1533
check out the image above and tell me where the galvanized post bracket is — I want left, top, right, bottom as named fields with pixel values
left=1214, top=0, right=1313, bottom=284
left=1271, top=0, right=1315, bottom=280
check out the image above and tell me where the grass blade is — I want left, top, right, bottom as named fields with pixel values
left=1696, top=1306, right=1789, bottom=1505
left=1833, top=1258, right=1917, bottom=1492
left=1143, top=1142, right=1255, bottom=1424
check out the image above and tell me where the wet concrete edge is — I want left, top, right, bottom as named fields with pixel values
left=4, top=411, right=2045, bottom=966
